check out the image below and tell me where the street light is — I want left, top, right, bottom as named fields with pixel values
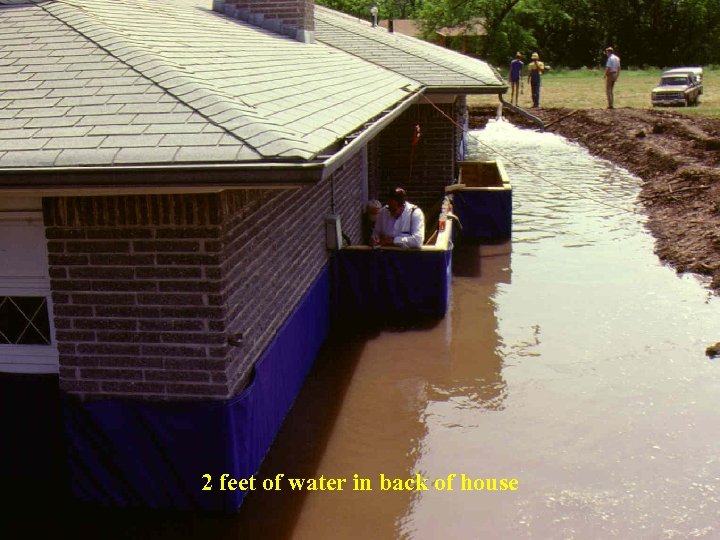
left=370, top=4, right=378, bottom=27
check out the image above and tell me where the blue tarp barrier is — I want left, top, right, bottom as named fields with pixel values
left=453, top=190, right=512, bottom=241
left=47, top=245, right=452, bottom=512
left=62, top=265, right=331, bottom=512
left=332, top=248, right=452, bottom=324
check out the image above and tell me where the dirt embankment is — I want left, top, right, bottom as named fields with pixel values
left=469, top=106, right=720, bottom=294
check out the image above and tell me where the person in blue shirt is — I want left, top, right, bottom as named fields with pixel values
left=527, top=52, right=545, bottom=108
left=508, top=52, right=524, bottom=105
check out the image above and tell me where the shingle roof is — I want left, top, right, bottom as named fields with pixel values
left=0, top=0, right=420, bottom=169
left=315, top=7, right=504, bottom=92
left=0, top=0, right=504, bottom=173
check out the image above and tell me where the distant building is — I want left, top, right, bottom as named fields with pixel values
left=0, top=0, right=505, bottom=511
left=379, top=17, right=487, bottom=55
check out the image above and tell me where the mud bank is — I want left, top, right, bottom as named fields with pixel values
left=470, top=106, right=720, bottom=294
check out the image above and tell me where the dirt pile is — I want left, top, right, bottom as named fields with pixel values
left=469, top=106, right=720, bottom=294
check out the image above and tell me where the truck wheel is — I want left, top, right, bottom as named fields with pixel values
left=685, top=97, right=691, bottom=107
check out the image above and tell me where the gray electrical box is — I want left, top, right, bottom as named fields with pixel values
left=325, top=214, right=342, bottom=250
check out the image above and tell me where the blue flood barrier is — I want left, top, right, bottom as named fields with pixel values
left=332, top=247, right=452, bottom=323
left=62, top=265, right=331, bottom=512
left=453, top=189, right=512, bottom=241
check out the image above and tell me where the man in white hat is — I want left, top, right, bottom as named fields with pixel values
left=527, top=52, right=544, bottom=107
left=604, top=47, right=621, bottom=109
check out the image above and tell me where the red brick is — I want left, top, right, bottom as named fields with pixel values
left=96, top=357, right=164, bottom=369
left=54, top=305, right=93, bottom=317
left=163, top=358, right=226, bottom=371
left=49, top=267, right=67, bottom=278
left=59, top=380, right=100, bottom=393
left=46, top=228, right=86, bottom=239
left=60, top=356, right=100, bottom=367
left=156, top=253, right=220, bottom=265
left=136, top=267, right=202, bottom=279
left=138, top=293, right=204, bottom=306
left=96, top=331, right=161, bottom=343
left=139, top=320, right=204, bottom=332
left=159, top=332, right=226, bottom=345
left=160, top=306, right=223, bottom=319
left=72, top=293, right=136, bottom=305
left=51, top=280, right=92, bottom=291
left=100, top=381, right=166, bottom=394
left=158, top=281, right=219, bottom=293
left=165, top=383, right=228, bottom=397
left=156, top=227, right=221, bottom=239
left=81, top=368, right=144, bottom=381
left=69, top=267, right=135, bottom=279
left=77, top=343, right=140, bottom=355
left=89, top=254, right=155, bottom=266
left=144, top=370, right=211, bottom=383
left=66, top=241, right=130, bottom=253
left=74, top=318, right=137, bottom=330
left=141, top=345, right=207, bottom=357
left=91, top=280, right=157, bottom=292
left=56, top=330, right=95, bottom=342
left=86, top=228, right=153, bottom=239
left=95, top=306, right=160, bottom=318
left=134, top=240, right=202, bottom=253
left=48, top=254, right=89, bottom=265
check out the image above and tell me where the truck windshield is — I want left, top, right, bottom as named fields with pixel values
left=661, top=77, right=689, bottom=86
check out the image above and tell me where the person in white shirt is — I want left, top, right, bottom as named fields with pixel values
left=604, top=47, right=621, bottom=109
left=370, top=188, right=425, bottom=248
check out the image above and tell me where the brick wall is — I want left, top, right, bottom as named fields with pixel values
left=372, top=101, right=457, bottom=214
left=223, top=0, right=314, bottom=35
left=218, top=153, right=362, bottom=396
left=45, top=152, right=363, bottom=401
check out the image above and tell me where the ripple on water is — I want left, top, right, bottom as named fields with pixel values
left=400, top=121, right=720, bottom=538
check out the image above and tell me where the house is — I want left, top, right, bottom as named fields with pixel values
left=378, top=17, right=487, bottom=55
left=0, top=0, right=506, bottom=511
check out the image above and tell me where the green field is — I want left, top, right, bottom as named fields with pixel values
left=468, top=68, right=720, bottom=117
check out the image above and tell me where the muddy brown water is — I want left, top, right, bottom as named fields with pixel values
left=234, top=121, right=720, bottom=539
left=36, top=121, right=720, bottom=539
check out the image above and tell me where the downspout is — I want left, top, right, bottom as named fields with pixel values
left=498, top=94, right=545, bottom=130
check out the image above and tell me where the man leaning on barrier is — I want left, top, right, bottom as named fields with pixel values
left=370, top=187, right=425, bottom=248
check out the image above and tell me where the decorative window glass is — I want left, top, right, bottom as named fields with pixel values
left=0, top=296, right=51, bottom=346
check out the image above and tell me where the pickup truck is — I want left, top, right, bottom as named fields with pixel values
left=651, top=67, right=704, bottom=107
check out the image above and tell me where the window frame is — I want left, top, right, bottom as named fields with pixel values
left=0, top=211, right=58, bottom=374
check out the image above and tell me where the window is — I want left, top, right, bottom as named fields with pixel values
left=0, top=296, right=52, bottom=345
left=0, top=208, right=58, bottom=373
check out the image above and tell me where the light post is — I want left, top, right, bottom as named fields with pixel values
left=370, top=4, right=378, bottom=27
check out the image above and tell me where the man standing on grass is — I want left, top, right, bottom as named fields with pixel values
left=527, top=52, right=544, bottom=108
left=604, top=47, right=621, bottom=109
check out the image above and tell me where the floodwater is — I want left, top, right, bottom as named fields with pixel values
left=28, top=121, right=720, bottom=539
left=234, top=120, right=720, bottom=539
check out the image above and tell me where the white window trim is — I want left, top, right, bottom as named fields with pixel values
left=0, top=210, right=58, bottom=374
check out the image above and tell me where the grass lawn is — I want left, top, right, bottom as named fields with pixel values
left=468, top=68, right=720, bottom=117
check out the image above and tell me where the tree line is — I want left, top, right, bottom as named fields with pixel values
left=318, top=0, right=720, bottom=68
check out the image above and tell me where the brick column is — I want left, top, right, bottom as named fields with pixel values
left=373, top=101, right=457, bottom=213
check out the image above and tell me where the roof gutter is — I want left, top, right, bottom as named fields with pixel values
left=0, top=161, right=326, bottom=195
left=425, top=85, right=508, bottom=95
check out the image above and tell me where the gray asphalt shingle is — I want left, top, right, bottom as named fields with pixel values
left=0, top=0, right=500, bottom=171
left=315, top=6, right=504, bottom=91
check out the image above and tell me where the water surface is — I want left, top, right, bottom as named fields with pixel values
left=237, top=120, right=720, bottom=539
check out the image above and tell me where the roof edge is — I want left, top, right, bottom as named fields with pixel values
left=0, top=161, right=324, bottom=194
